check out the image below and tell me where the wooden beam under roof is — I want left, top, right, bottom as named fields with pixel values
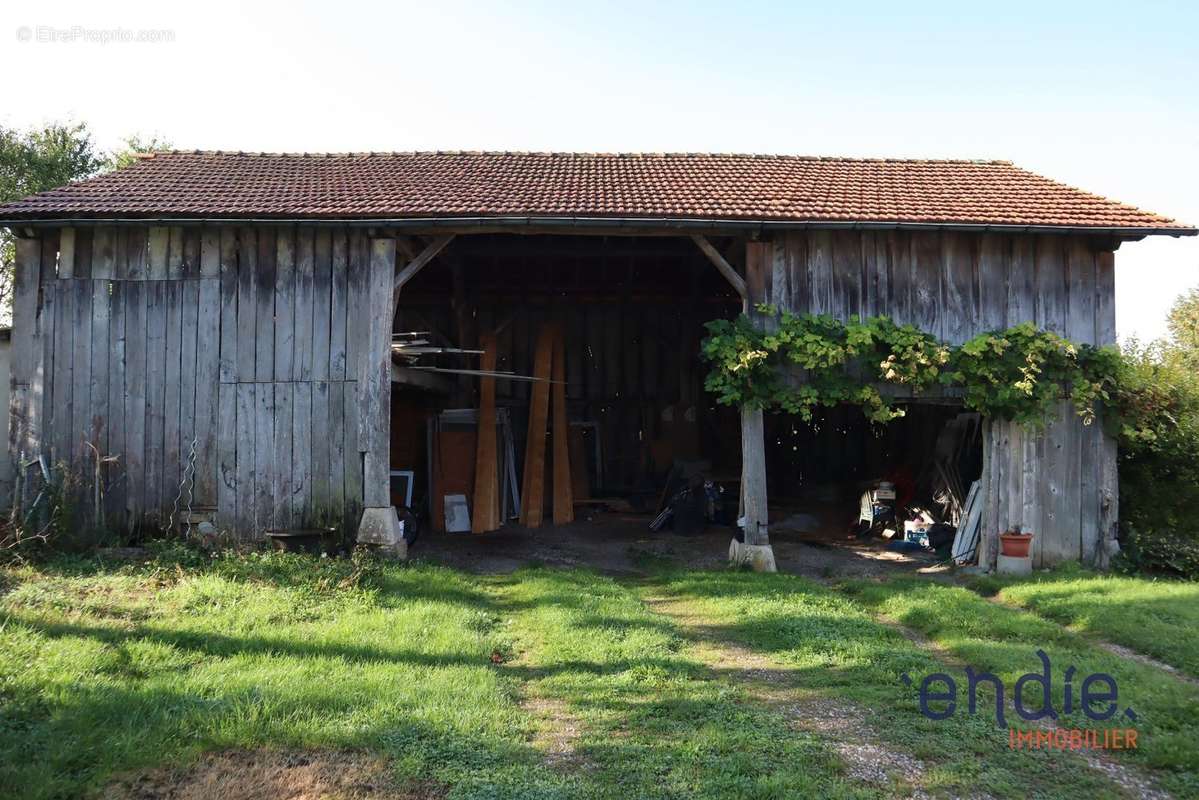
left=690, top=234, right=747, bottom=300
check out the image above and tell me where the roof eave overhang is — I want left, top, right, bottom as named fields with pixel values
left=1, top=214, right=1194, bottom=239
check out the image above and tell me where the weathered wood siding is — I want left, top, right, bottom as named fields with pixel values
left=10, top=225, right=395, bottom=538
left=754, top=230, right=1119, bottom=568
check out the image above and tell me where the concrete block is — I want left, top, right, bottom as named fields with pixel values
left=356, top=506, right=408, bottom=559
left=729, top=538, right=777, bottom=572
left=996, top=553, right=1032, bottom=576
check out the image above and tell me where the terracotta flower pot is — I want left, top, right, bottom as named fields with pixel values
left=1000, top=532, right=1033, bottom=558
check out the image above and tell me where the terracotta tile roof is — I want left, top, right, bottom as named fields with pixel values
left=0, top=150, right=1191, bottom=233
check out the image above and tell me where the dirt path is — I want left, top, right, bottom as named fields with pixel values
left=980, top=594, right=1199, bottom=689
left=871, top=611, right=1173, bottom=800
left=641, top=593, right=937, bottom=799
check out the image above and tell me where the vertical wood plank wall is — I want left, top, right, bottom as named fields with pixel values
left=761, top=230, right=1119, bottom=568
left=10, top=225, right=393, bottom=539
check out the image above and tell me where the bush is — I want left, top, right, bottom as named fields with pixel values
left=1111, top=340, right=1199, bottom=578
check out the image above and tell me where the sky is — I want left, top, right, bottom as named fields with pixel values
left=2, top=0, right=1196, bottom=342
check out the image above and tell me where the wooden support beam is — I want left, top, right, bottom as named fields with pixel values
left=690, top=235, right=747, bottom=299
left=393, top=234, right=454, bottom=298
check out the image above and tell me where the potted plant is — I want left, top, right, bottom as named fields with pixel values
left=999, top=526, right=1033, bottom=558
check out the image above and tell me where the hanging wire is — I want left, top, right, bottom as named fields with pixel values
left=169, top=436, right=199, bottom=536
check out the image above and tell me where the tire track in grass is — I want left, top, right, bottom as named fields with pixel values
left=872, top=607, right=1171, bottom=800
left=489, top=568, right=887, bottom=800
left=838, top=578, right=1197, bottom=799
left=642, top=593, right=936, bottom=799
left=645, top=569, right=1143, bottom=800
left=978, top=593, right=1199, bottom=689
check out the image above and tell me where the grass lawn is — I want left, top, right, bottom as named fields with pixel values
left=839, top=577, right=1199, bottom=798
left=650, top=569, right=1132, bottom=799
left=1, top=547, right=1195, bottom=799
left=967, top=565, right=1199, bottom=678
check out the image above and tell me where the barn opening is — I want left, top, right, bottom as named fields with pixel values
left=388, top=232, right=983, bottom=563
left=388, top=233, right=744, bottom=537
left=763, top=403, right=984, bottom=555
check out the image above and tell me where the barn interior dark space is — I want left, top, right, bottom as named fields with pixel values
left=387, top=233, right=743, bottom=529
left=764, top=404, right=984, bottom=546
left=387, top=233, right=983, bottom=561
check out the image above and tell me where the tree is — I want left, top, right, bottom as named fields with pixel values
left=1167, top=286, right=1199, bottom=367
left=0, top=122, right=168, bottom=323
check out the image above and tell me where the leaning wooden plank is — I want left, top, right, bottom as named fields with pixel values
left=272, top=382, right=294, bottom=530
left=163, top=280, right=184, bottom=514
left=254, top=380, right=276, bottom=538
left=519, top=325, right=554, bottom=528
left=216, top=381, right=237, bottom=532
left=235, top=383, right=256, bottom=538
left=312, top=228, right=333, bottom=382
left=292, top=382, right=312, bottom=526
left=236, top=228, right=258, bottom=382
left=472, top=333, right=500, bottom=533
left=294, top=227, right=315, bottom=382
left=255, top=228, right=277, bottom=383
left=123, top=281, right=148, bottom=522
left=70, top=278, right=93, bottom=468
left=194, top=278, right=221, bottom=505
left=550, top=326, right=574, bottom=525
left=274, top=227, right=296, bottom=382
left=361, top=239, right=396, bottom=508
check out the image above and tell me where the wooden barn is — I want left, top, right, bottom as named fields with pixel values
left=0, top=151, right=1192, bottom=570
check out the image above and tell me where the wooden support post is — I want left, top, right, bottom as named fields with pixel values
left=357, top=238, right=406, bottom=556
left=729, top=241, right=776, bottom=571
